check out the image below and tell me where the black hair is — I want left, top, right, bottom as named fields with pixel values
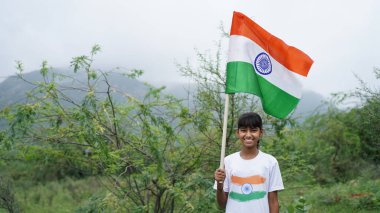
left=237, top=112, right=263, bottom=148
left=237, top=112, right=263, bottom=129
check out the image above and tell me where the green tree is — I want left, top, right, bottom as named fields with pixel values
left=342, top=68, right=380, bottom=163
left=0, top=45, right=217, bottom=212
left=0, top=40, right=319, bottom=212
left=301, top=107, right=362, bottom=183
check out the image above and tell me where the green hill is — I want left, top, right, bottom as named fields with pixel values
left=0, top=69, right=326, bottom=119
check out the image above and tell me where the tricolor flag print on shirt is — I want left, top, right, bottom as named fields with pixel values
left=226, top=11, right=314, bottom=119
left=229, top=175, right=266, bottom=202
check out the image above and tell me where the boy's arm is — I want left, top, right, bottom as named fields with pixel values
left=215, top=168, right=228, bottom=209
left=216, top=182, right=228, bottom=209
left=268, top=191, right=279, bottom=213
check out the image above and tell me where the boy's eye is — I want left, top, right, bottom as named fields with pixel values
left=239, top=128, right=259, bottom=132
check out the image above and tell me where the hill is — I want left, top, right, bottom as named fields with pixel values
left=0, top=69, right=326, bottom=120
left=0, top=69, right=148, bottom=109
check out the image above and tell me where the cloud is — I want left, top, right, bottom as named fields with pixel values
left=1, top=0, right=379, bottom=97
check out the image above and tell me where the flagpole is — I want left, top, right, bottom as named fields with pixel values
left=219, top=94, right=229, bottom=169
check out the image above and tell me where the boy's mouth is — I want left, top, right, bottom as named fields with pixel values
left=244, top=139, right=254, bottom=143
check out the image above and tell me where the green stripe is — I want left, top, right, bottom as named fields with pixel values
left=226, top=61, right=300, bottom=119
left=229, top=191, right=266, bottom=202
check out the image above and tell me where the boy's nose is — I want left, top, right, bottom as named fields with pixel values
left=245, top=131, right=254, bottom=137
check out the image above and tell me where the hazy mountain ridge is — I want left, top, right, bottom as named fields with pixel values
left=0, top=70, right=326, bottom=120
left=163, top=82, right=327, bottom=120
left=0, top=69, right=149, bottom=108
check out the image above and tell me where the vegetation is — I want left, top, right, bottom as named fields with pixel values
left=0, top=44, right=379, bottom=212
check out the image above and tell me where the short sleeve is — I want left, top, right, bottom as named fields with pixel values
left=268, top=160, right=284, bottom=192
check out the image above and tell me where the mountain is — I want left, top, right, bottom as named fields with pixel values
left=0, top=69, right=326, bottom=120
left=293, top=90, right=327, bottom=119
left=163, top=83, right=327, bottom=120
left=0, top=69, right=149, bottom=109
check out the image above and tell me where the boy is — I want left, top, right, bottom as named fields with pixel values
left=214, top=112, right=284, bottom=213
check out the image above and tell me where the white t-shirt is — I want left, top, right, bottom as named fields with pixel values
left=214, top=150, right=284, bottom=213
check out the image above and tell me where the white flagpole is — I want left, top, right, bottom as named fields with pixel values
left=219, top=94, right=229, bottom=169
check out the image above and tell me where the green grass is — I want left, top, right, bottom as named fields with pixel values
left=279, top=179, right=380, bottom=213
left=2, top=176, right=379, bottom=213
left=12, top=177, right=105, bottom=213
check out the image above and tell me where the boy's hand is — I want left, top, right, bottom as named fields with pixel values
left=214, top=168, right=226, bottom=185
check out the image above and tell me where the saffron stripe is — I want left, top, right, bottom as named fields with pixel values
left=228, top=35, right=305, bottom=98
left=231, top=175, right=266, bottom=185
left=230, top=11, right=313, bottom=77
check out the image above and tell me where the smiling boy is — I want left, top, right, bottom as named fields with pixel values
left=214, top=112, right=284, bottom=213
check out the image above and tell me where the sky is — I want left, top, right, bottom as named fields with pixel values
left=1, top=0, right=379, bottom=98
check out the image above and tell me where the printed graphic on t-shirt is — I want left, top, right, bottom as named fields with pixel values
left=229, top=175, right=266, bottom=202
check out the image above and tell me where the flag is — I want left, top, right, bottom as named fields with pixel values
left=226, top=11, right=313, bottom=119
left=229, top=175, right=266, bottom=202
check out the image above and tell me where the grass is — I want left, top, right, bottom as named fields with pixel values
left=1, top=175, right=379, bottom=212
left=279, top=179, right=380, bottom=213
left=12, top=177, right=105, bottom=213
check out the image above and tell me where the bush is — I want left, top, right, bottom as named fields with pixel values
left=308, top=179, right=380, bottom=211
left=0, top=175, right=20, bottom=213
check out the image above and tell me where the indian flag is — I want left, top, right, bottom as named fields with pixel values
left=229, top=175, right=266, bottom=202
left=226, top=11, right=313, bottom=119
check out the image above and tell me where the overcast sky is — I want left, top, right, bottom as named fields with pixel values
left=1, top=0, right=379, bottom=97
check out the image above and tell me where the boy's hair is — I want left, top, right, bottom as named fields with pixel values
left=238, top=112, right=263, bottom=148
left=237, top=112, right=263, bottom=129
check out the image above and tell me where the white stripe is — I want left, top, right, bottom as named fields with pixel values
left=228, top=35, right=306, bottom=99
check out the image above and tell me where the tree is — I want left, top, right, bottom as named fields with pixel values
left=0, top=39, right=316, bottom=211
left=342, top=68, right=380, bottom=163
left=301, top=107, right=362, bottom=183
left=0, top=45, right=219, bottom=212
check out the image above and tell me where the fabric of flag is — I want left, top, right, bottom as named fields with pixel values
left=229, top=175, right=266, bottom=202
left=226, top=11, right=314, bottom=119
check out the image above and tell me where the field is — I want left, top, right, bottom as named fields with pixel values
left=1, top=176, right=378, bottom=212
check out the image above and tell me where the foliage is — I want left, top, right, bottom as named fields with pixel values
left=307, top=179, right=380, bottom=211
left=12, top=177, right=102, bottom=213
left=264, top=135, right=315, bottom=185
left=334, top=67, right=380, bottom=163
left=1, top=42, right=380, bottom=212
left=282, top=196, right=311, bottom=213
left=279, top=179, right=380, bottom=213
left=0, top=176, right=20, bottom=213
left=300, top=108, right=363, bottom=183
left=0, top=45, right=221, bottom=212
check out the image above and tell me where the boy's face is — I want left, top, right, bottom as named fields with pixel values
left=236, top=127, right=263, bottom=149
